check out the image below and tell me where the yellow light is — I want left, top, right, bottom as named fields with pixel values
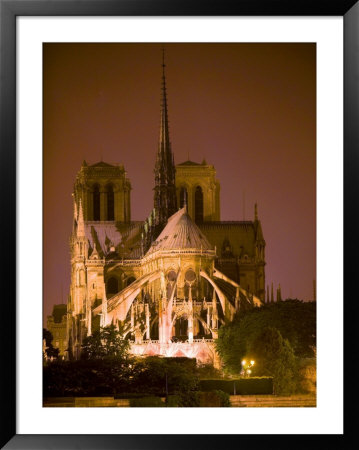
left=250, top=360, right=255, bottom=365
left=247, top=369, right=251, bottom=374
left=242, top=360, right=246, bottom=366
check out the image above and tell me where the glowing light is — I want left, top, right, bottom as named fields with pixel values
left=242, top=360, right=246, bottom=366
left=250, top=360, right=255, bottom=365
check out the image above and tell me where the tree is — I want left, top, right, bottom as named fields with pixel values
left=215, top=321, right=244, bottom=374
left=216, top=300, right=316, bottom=374
left=81, top=324, right=130, bottom=360
left=43, top=328, right=59, bottom=360
left=130, top=357, right=200, bottom=405
left=250, top=327, right=297, bottom=394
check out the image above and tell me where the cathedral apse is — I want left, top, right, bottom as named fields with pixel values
left=67, top=50, right=266, bottom=367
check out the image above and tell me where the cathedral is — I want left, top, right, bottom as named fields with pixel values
left=67, top=54, right=266, bottom=367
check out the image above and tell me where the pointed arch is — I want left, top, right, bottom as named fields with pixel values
left=194, top=185, right=204, bottom=224
left=106, top=183, right=114, bottom=220
left=107, top=277, right=119, bottom=297
left=93, top=184, right=100, bottom=221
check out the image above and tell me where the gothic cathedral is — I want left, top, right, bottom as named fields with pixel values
left=67, top=54, right=266, bottom=366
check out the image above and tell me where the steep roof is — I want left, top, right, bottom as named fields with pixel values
left=84, top=221, right=142, bottom=259
left=199, top=222, right=256, bottom=257
left=85, top=223, right=122, bottom=254
left=146, top=208, right=213, bottom=255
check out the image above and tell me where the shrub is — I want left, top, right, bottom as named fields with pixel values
left=199, top=390, right=230, bottom=407
left=197, top=364, right=223, bottom=380
left=43, top=356, right=200, bottom=400
left=166, top=395, right=180, bottom=407
left=177, top=390, right=200, bottom=407
left=214, top=390, right=231, bottom=407
left=296, top=358, right=316, bottom=394
left=199, top=377, right=273, bottom=395
left=130, top=357, right=199, bottom=396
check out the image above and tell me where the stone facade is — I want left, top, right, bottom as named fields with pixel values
left=175, top=160, right=220, bottom=223
left=74, top=161, right=131, bottom=223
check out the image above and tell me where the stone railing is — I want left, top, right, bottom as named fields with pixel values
left=130, top=339, right=214, bottom=345
left=143, top=248, right=216, bottom=262
left=117, top=259, right=142, bottom=266
left=86, top=259, right=105, bottom=265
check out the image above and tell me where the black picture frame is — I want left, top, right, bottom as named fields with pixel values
left=1, top=0, right=357, bottom=448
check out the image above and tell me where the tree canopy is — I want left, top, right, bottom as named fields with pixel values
left=216, top=300, right=316, bottom=374
left=43, top=328, right=59, bottom=360
left=81, top=324, right=130, bottom=360
left=250, top=327, right=297, bottom=394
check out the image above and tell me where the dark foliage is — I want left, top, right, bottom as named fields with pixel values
left=199, top=377, right=273, bottom=395
left=43, top=328, right=59, bottom=360
left=81, top=324, right=130, bottom=360
left=198, top=390, right=231, bottom=407
left=43, top=356, right=199, bottom=402
left=130, top=396, right=166, bottom=407
left=216, top=300, right=316, bottom=373
left=250, top=327, right=297, bottom=394
left=43, top=358, right=134, bottom=397
left=131, top=357, right=199, bottom=398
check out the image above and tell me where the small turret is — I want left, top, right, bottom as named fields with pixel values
left=77, top=199, right=85, bottom=238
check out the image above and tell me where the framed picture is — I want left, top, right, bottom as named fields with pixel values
left=1, top=1, right=356, bottom=448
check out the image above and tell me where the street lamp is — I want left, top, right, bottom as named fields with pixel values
left=241, top=359, right=255, bottom=377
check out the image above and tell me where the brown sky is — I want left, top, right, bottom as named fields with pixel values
left=43, top=43, right=316, bottom=323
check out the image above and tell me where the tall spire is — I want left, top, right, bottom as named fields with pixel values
left=153, top=48, right=177, bottom=228
left=159, top=48, right=171, bottom=156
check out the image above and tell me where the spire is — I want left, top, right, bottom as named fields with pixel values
left=254, top=202, right=258, bottom=221
left=77, top=199, right=85, bottom=237
left=153, top=48, right=177, bottom=228
left=158, top=48, right=171, bottom=155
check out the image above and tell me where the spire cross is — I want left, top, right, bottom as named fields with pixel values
left=162, top=47, right=166, bottom=69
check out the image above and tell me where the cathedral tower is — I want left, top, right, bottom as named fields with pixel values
left=175, top=159, right=220, bottom=223
left=153, top=50, right=177, bottom=228
left=74, top=160, right=131, bottom=223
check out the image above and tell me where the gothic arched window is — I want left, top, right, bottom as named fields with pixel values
left=195, top=186, right=204, bottom=224
left=179, top=187, right=188, bottom=209
left=107, top=277, right=119, bottom=296
left=93, top=184, right=100, bottom=221
left=106, top=184, right=114, bottom=220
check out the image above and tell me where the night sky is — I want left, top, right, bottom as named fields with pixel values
left=43, top=43, right=316, bottom=323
